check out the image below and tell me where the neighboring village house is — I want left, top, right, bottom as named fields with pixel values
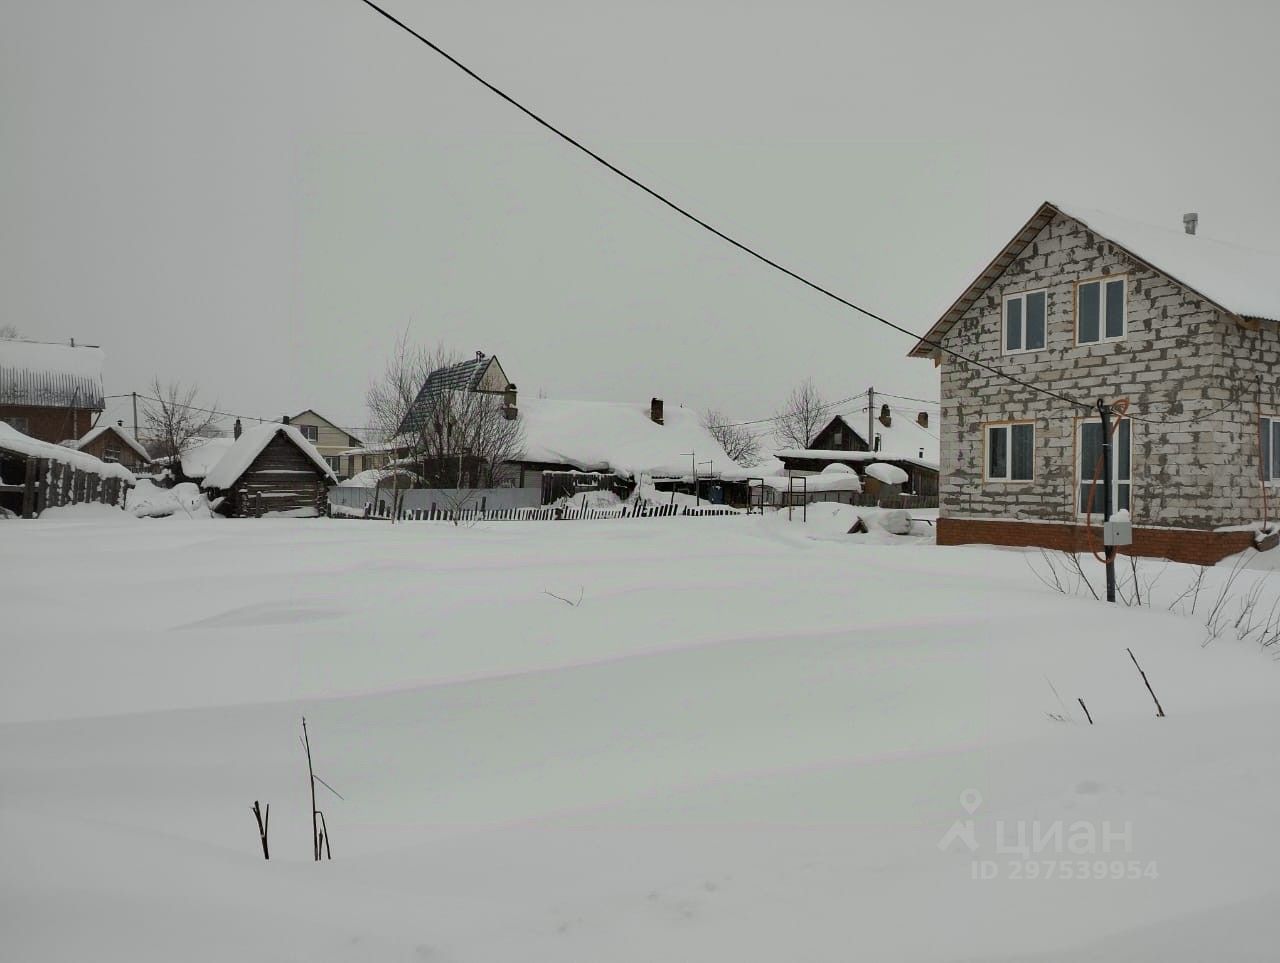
left=775, top=401, right=941, bottom=498
left=511, top=396, right=747, bottom=502
left=71, top=423, right=151, bottom=473
left=284, top=409, right=364, bottom=475
left=381, top=351, right=747, bottom=504
left=338, top=441, right=398, bottom=480
left=910, top=201, right=1279, bottom=564
left=201, top=422, right=337, bottom=517
left=0, top=339, right=105, bottom=444
left=395, top=351, right=517, bottom=487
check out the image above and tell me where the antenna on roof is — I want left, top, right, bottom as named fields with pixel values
left=1183, top=212, right=1198, bottom=236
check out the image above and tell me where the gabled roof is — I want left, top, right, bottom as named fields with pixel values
left=73, top=424, right=150, bottom=463
left=0, top=339, right=106, bottom=409
left=813, top=406, right=939, bottom=464
left=289, top=409, right=363, bottom=448
left=398, top=354, right=509, bottom=435
left=908, top=201, right=1280, bottom=358
left=203, top=422, right=337, bottom=489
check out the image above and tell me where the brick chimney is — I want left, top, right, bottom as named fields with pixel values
left=879, top=403, right=892, bottom=428
left=234, top=418, right=242, bottom=439
left=650, top=398, right=664, bottom=425
left=917, top=411, right=928, bottom=428
left=503, top=384, right=519, bottom=421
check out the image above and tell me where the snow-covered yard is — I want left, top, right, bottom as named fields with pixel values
left=3, top=511, right=1280, bottom=961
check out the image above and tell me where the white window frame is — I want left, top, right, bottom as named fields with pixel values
left=1075, top=275, right=1127, bottom=346
left=1002, top=289, right=1049, bottom=355
left=1076, top=417, right=1132, bottom=517
left=299, top=424, right=319, bottom=442
left=984, top=422, right=1036, bottom=482
left=1263, top=416, right=1280, bottom=485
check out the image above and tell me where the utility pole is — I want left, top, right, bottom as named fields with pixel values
left=1098, top=399, right=1116, bottom=603
left=867, top=386, right=875, bottom=450
left=132, top=391, right=138, bottom=440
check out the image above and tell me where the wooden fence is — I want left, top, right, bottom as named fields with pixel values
left=349, top=500, right=742, bottom=523
left=1, top=456, right=131, bottom=518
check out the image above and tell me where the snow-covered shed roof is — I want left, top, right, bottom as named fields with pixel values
left=337, top=467, right=419, bottom=488
left=910, top=201, right=1280, bottom=358
left=203, top=422, right=338, bottom=490
left=754, top=471, right=862, bottom=493
left=179, top=436, right=236, bottom=480
left=515, top=398, right=746, bottom=480
left=0, top=340, right=106, bottom=409
left=774, top=448, right=939, bottom=472
left=72, top=424, right=150, bottom=463
left=0, top=422, right=134, bottom=482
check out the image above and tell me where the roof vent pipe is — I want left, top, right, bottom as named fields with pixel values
left=1183, top=212, right=1198, bottom=235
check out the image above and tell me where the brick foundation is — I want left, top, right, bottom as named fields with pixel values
left=937, top=517, right=1258, bottom=566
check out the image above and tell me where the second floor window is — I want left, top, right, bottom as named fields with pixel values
left=103, top=445, right=121, bottom=463
left=1003, top=290, right=1047, bottom=353
left=1077, top=277, right=1126, bottom=344
left=299, top=424, right=319, bottom=442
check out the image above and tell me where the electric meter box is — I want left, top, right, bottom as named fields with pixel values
left=1103, top=519, right=1133, bottom=547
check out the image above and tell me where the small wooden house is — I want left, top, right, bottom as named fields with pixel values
left=72, top=423, right=151, bottom=473
left=201, top=423, right=337, bottom=518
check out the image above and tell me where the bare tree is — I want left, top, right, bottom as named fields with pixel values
left=142, top=378, right=220, bottom=479
left=366, top=340, right=524, bottom=515
left=774, top=378, right=828, bottom=449
left=702, top=408, right=761, bottom=466
left=0, top=324, right=19, bottom=340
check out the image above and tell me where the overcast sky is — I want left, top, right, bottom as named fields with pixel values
left=4, top=0, right=1277, bottom=438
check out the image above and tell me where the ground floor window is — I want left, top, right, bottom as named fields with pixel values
left=985, top=422, right=1034, bottom=481
left=1263, top=417, right=1280, bottom=483
left=1078, top=418, right=1131, bottom=514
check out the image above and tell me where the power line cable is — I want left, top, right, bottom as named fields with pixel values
left=352, top=0, right=1092, bottom=413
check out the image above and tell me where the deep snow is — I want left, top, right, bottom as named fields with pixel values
left=3, top=513, right=1280, bottom=961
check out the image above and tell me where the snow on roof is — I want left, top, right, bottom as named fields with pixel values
left=0, top=422, right=135, bottom=482
left=516, top=398, right=745, bottom=480
left=73, top=425, right=150, bottom=462
left=775, top=448, right=939, bottom=472
left=858, top=405, right=939, bottom=464
left=865, top=462, right=909, bottom=486
left=0, top=339, right=106, bottom=409
left=1054, top=202, right=1280, bottom=322
left=755, top=472, right=862, bottom=493
left=180, top=436, right=236, bottom=480
left=337, top=467, right=418, bottom=488
left=202, top=422, right=338, bottom=489
left=805, top=406, right=940, bottom=466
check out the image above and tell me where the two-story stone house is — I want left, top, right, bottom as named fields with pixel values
left=910, top=201, right=1279, bottom=564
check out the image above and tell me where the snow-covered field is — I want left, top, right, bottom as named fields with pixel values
left=3, top=509, right=1280, bottom=961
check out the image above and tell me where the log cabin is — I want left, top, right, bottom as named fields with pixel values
left=201, top=423, right=337, bottom=518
